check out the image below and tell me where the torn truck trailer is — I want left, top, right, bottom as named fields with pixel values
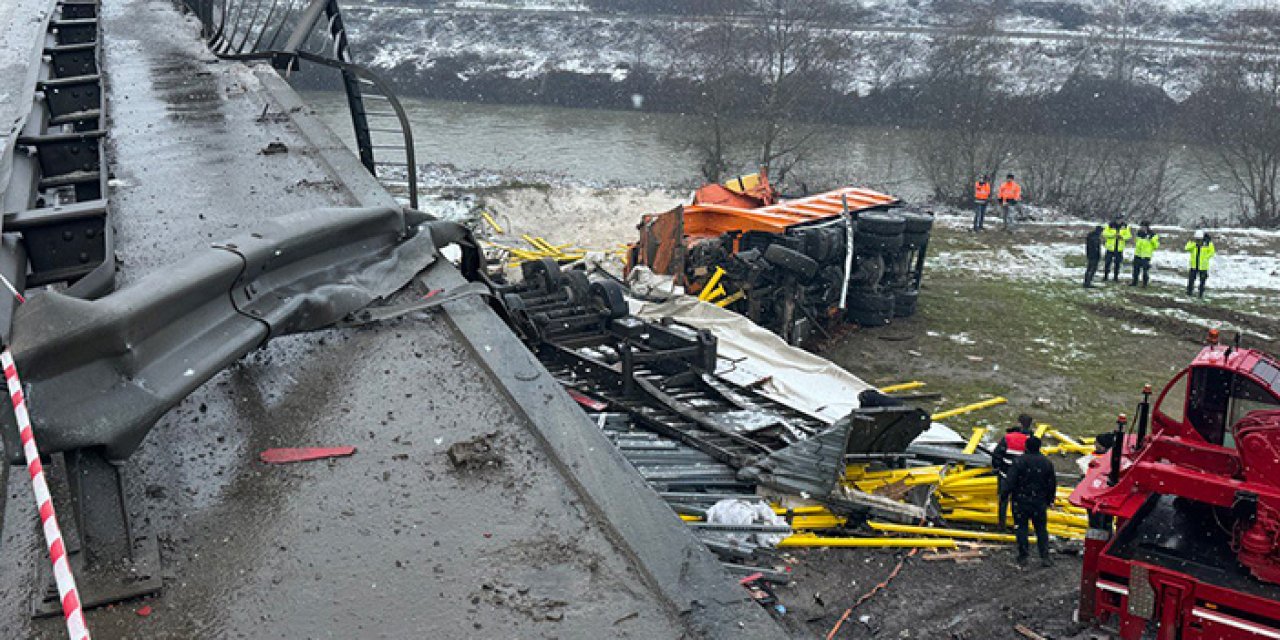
left=477, top=258, right=933, bottom=523
left=628, top=173, right=933, bottom=345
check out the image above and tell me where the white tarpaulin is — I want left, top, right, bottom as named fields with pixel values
left=630, top=295, right=873, bottom=423
left=628, top=293, right=969, bottom=447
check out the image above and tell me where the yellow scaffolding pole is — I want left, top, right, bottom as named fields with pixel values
left=789, top=516, right=848, bottom=530
left=698, top=267, right=727, bottom=302
left=480, top=211, right=503, bottom=234
left=945, top=508, right=1087, bottom=530
left=778, top=534, right=957, bottom=549
left=963, top=427, right=988, bottom=455
left=878, top=381, right=926, bottom=393
left=853, top=466, right=945, bottom=481
left=932, top=397, right=1008, bottom=421
left=868, top=522, right=1018, bottom=543
left=714, top=291, right=745, bottom=307
left=939, top=467, right=993, bottom=483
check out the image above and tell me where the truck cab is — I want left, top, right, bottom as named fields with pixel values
left=1071, top=339, right=1280, bottom=640
left=1150, top=346, right=1280, bottom=450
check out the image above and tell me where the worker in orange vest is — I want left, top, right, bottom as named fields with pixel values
left=997, top=173, right=1022, bottom=231
left=973, top=175, right=992, bottom=232
left=993, top=414, right=1033, bottom=529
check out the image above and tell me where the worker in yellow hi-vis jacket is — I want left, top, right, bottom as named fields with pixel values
left=1185, top=231, right=1216, bottom=298
left=1130, top=221, right=1159, bottom=287
left=1101, top=218, right=1131, bottom=282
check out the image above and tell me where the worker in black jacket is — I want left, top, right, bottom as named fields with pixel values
left=992, top=414, right=1032, bottom=528
left=1006, top=435, right=1057, bottom=567
left=1084, top=225, right=1103, bottom=288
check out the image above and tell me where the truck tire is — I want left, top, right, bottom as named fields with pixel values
left=893, top=289, right=919, bottom=317
left=564, top=269, right=591, bottom=302
left=902, top=229, right=930, bottom=249
left=522, top=257, right=563, bottom=293
left=590, top=280, right=630, bottom=319
left=802, top=228, right=840, bottom=263
left=856, top=212, right=906, bottom=236
left=901, top=212, right=934, bottom=234
left=855, top=232, right=904, bottom=255
left=764, top=244, right=819, bottom=280
left=847, top=290, right=895, bottom=313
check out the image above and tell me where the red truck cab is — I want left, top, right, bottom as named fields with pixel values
left=1071, top=340, right=1280, bottom=639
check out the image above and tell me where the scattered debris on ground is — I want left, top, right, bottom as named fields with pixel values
left=445, top=432, right=505, bottom=471
left=258, top=446, right=357, bottom=464
left=259, top=141, right=289, bottom=155
left=438, top=254, right=1099, bottom=635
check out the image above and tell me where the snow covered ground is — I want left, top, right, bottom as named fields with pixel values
left=931, top=208, right=1280, bottom=294
left=930, top=242, right=1280, bottom=293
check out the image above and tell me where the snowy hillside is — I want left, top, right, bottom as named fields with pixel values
left=341, top=0, right=1253, bottom=102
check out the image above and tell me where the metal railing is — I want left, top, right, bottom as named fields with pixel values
left=180, top=0, right=419, bottom=208
left=2, top=0, right=115, bottom=323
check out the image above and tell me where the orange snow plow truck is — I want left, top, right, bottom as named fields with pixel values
left=627, top=171, right=933, bottom=345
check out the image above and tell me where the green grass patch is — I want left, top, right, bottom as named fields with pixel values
left=824, top=230, right=1204, bottom=439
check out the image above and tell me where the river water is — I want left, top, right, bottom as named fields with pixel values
left=301, top=91, right=1228, bottom=223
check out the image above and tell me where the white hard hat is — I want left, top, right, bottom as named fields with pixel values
left=1194, top=230, right=1205, bottom=240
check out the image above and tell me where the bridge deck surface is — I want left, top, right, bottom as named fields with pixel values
left=0, top=1, right=781, bottom=637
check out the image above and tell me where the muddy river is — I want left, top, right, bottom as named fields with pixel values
left=302, top=90, right=1231, bottom=223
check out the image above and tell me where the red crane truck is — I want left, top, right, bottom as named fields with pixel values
left=1071, top=331, right=1280, bottom=639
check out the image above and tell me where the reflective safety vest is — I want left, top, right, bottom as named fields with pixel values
left=1134, top=233, right=1159, bottom=259
left=1103, top=225, right=1131, bottom=253
left=1186, top=241, right=1216, bottom=271
left=998, top=181, right=1021, bottom=203
left=1004, top=431, right=1028, bottom=454
left=975, top=181, right=991, bottom=202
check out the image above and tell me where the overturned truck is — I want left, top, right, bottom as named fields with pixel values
left=628, top=173, right=933, bottom=345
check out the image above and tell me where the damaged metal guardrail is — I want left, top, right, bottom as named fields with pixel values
left=0, top=205, right=455, bottom=612
left=0, top=206, right=439, bottom=462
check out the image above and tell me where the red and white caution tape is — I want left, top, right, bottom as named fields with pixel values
left=2, top=348, right=91, bottom=640
left=0, top=273, right=24, bottom=304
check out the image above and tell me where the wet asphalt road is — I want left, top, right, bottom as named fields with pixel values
left=0, top=1, right=691, bottom=636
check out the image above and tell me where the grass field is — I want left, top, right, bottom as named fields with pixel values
left=825, top=218, right=1280, bottom=438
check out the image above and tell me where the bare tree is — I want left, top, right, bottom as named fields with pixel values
left=743, top=0, right=852, bottom=182
left=673, top=0, right=854, bottom=185
left=672, top=18, right=752, bottom=183
left=1190, top=10, right=1280, bottom=228
left=1019, top=134, right=1186, bottom=222
left=1089, top=0, right=1163, bottom=82
left=909, top=18, right=1020, bottom=204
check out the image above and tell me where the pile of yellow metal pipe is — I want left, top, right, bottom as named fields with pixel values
left=930, top=468, right=1087, bottom=540
left=669, top=386, right=1094, bottom=549
left=485, top=235, right=588, bottom=267
left=843, top=457, right=1088, bottom=541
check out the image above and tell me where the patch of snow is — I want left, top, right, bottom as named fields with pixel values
left=1148, top=306, right=1276, bottom=341
left=1123, top=324, right=1161, bottom=336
